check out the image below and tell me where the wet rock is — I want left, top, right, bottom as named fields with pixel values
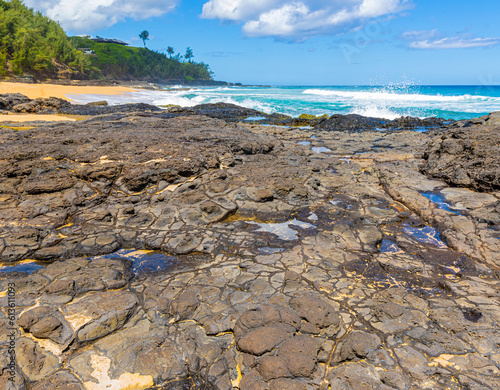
left=315, top=113, right=446, bottom=132
left=192, top=102, right=265, bottom=121
left=315, top=114, right=384, bottom=132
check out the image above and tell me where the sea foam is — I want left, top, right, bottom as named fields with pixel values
left=68, top=85, right=500, bottom=121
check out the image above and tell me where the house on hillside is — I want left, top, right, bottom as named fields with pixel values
left=90, top=37, right=129, bottom=46
left=77, top=48, right=96, bottom=55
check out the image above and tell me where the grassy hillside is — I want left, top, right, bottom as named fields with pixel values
left=0, top=0, right=213, bottom=81
left=0, top=0, right=95, bottom=78
left=70, top=37, right=213, bottom=82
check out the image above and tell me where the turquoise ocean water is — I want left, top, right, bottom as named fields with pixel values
left=69, top=85, right=500, bottom=121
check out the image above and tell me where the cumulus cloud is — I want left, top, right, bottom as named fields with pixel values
left=25, top=0, right=178, bottom=32
left=201, top=0, right=410, bottom=40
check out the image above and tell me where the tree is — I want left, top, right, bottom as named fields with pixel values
left=166, top=46, right=174, bottom=58
left=185, top=47, right=193, bottom=62
left=139, top=30, right=149, bottom=47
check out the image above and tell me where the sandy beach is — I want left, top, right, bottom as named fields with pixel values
left=0, top=81, right=139, bottom=101
left=0, top=114, right=80, bottom=123
left=0, top=81, right=140, bottom=122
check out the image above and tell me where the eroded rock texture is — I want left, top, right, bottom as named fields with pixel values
left=0, top=102, right=499, bottom=390
left=422, top=114, right=500, bottom=191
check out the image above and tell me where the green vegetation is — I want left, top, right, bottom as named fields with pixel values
left=139, top=30, right=149, bottom=48
left=0, top=0, right=214, bottom=81
left=0, top=0, right=94, bottom=77
left=70, top=36, right=213, bottom=81
left=185, top=47, right=193, bottom=62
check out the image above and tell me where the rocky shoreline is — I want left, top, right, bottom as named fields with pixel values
left=0, top=94, right=499, bottom=390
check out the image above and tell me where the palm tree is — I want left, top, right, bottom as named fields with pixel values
left=167, top=46, right=174, bottom=58
left=139, top=30, right=149, bottom=47
left=185, top=47, right=194, bottom=62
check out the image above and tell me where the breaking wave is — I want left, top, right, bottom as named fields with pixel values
left=69, top=84, right=500, bottom=121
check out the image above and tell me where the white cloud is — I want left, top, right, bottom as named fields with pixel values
left=403, top=30, right=500, bottom=50
left=201, top=0, right=281, bottom=21
left=201, top=0, right=410, bottom=40
left=25, top=0, right=178, bottom=33
left=402, top=29, right=438, bottom=41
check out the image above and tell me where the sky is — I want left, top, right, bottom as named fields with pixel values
left=24, top=0, right=500, bottom=85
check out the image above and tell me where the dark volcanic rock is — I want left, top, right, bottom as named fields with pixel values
left=66, top=290, right=138, bottom=342
left=315, top=113, right=448, bottom=132
left=191, top=102, right=265, bottom=121
left=278, top=335, right=321, bottom=377
left=335, top=331, right=381, bottom=362
left=1, top=102, right=500, bottom=390
left=31, top=370, right=85, bottom=390
left=62, top=102, right=163, bottom=116
left=0, top=93, right=31, bottom=110
left=422, top=113, right=500, bottom=191
left=170, top=290, right=199, bottom=320
left=315, top=114, right=384, bottom=131
left=289, top=294, right=341, bottom=335
left=0, top=114, right=277, bottom=262
left=238, top=324, right=295, bottom=355
left=18, top=306, right=73, bottom=346
left=12, top=97, right=72, bottom=113
left=16, top=337, right=60, bottom=381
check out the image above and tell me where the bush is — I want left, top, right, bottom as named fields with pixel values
left=0, top=0, right=93, bottom=78
left=69, top=36, right=213, bottom=81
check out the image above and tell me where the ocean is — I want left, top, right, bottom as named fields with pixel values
left=69, top=84, right=500, bottom=121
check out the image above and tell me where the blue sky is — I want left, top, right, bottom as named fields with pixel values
left=25, top=0, right=500, bottom=85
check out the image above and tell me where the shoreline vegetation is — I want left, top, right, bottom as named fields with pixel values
left=0, top=0, right=227, bottom=85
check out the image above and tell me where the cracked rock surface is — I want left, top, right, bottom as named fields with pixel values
left=1, top=105, right=499, bottom=389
